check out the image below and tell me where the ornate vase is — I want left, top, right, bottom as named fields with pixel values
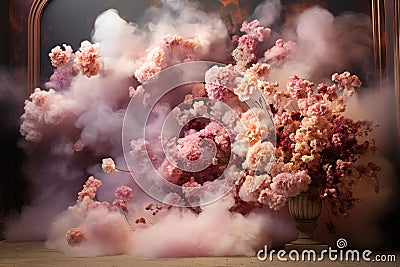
left=284, top=192, right=328, bottom=252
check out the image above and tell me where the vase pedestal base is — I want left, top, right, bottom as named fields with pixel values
left=284, top=242, right=328, bottom=253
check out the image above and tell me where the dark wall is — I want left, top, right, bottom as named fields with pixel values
left=0, top=0, right=33, bottom=240
left=0, top=1, right=9, bottom=66
left=0, top=0, right=10, bottom=238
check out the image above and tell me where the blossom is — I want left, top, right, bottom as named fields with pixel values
left=191, top=83, right=207, bottom=97
left=242, top=174, right=271, bottom=195
left=134, top=62, right=161, bottom=84
left=237, top=35, right=258, bottom=59
left=102, top=158, right=118, bottom=174
left=234, top=75, right=258, bottom=101
left=73, top=41, right=101, bottom=77
left=112, top=186, right=133, bottom=213
left=114, top=186, right=133, bottom=201
left=245, top=63, right=270, bottom=80
left=263, top=39, right=296, bottom=65
left=49, top=44, right=73, bottom=68
left=332, top=71, right=362, bottom=90
left=204, top=65, right=238, bottom=102
left=287, top=75, right=314, bottom=99
left=77, top=176, right=102, bottom=203
left=163, top=34, right=184, bottom=47
left=231, top=45, right=252, bottom=71
left=270, top=171, right=311, bottom=198
left=245, top=141, right=275, bottom=172
left=258, top=188, right=287, bottom=211
left=240, top=20, right=271, bottom=42
left=146, top=47, right=165, bottom=65
left=66, top=227, right=86, bottom=246
left=178, top=132, right=202, bottom=160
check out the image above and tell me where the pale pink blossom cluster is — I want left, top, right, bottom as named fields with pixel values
left=66, top=227, right=86, bottom=246
left=49, top=44, right=73, bottom=68
left=204, top=65, right=237, bottom=102
left=270, top=171, right=311, bottom=197
left=240, top=20, right=271, bottom=42
left=231, top=45, right=253, bottom=72
left=258, top=188, right=287, bottom=211
left=239, top=170, right=310, bottom=211
left=236, top=108, right=271, bottom=147
left=263, top=39, right=296, bottom=65
left=73, top=41, right=102, bottom=77
left=73, top=139, right=87, bottom=152
left=178, top=132, right=202, bottom=160
left=287, top=75, right=315, bottom=99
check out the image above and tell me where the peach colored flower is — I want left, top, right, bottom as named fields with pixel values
left=246, top=63, right=270, bottom=80
left=246, top=141, right=275, bottom=172
left=102, top=158, right=118, bottom=174
left=234, top=75, right=258, bottom=101
left=66, top=227, right=86, bottom=246
left=146, top=47, right=165, bottom=65
left=135, top=62, right=161, bottom=84
left=73, top=41, right=101, bottom=77
left=49, top=44, right=73, bottom=68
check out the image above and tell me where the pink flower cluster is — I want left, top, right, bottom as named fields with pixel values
left=113, top=186, right=133, bottom=213
left=73, top=41, right=102, bottom=77
left=240, top=20, right=271, bottom=42
left=232, top=20, right=271, bottom=70
left=72, top=176, right=135, bottom=217
left=49, top=44, right=73, bottom=68
left=158, top=113, right=231, bottom=186
left=66, top=227, right=86, bottom=246
left=263, top=39, right=296, bottom=65
left=134, top=62, right=162, bottom=84
left=204, top=65, right=237, bottom=102
left=270, top=171, right=311, bottom=197
left=332, top=71, right=362, bottom=90
left=77, top=176, right=103, bottom=203
left=134, top=35, right=198, bottom=84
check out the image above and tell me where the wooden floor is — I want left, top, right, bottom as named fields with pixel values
left=0, top=241, right=398, bottom=267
